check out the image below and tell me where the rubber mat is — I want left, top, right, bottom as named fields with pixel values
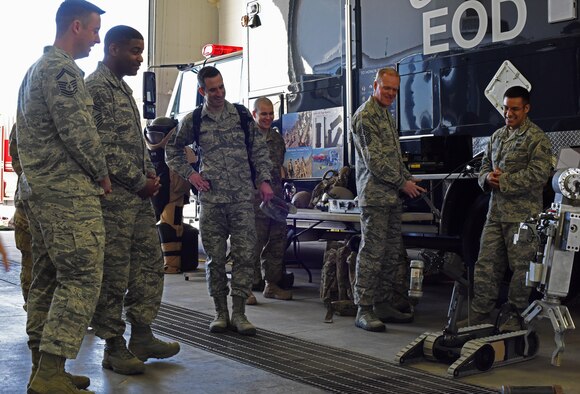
left=154, top=303, right=497, bottom=394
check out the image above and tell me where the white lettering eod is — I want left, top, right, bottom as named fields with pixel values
left=410, top=0, right=527, bottom=55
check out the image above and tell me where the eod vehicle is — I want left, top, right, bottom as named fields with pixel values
left=241, top=0, right=580, bottom=290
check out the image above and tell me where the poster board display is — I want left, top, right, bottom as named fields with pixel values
left=281, top=106, right=343, bottom=179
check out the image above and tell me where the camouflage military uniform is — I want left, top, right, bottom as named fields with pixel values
left=166, top=100, right=272, bottom=298
left=86, top=62, right=165, bottom=338
left=253, top=127, right=287, bottom=284
left=8, top=124, right=32, bottom=309
left=351, top=96, right=412, bottom=307
left=16, top=46, right=108, bottom=359
left=472, top=118, right=552, bottom=313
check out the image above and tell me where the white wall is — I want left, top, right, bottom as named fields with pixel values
left=218, top=0, right=246, bottom=46
left=149, top=0, right=248, bottom=116
left=149, top=0, right=219, bottom=115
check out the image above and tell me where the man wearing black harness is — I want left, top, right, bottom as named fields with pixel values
left=165, top=66, right=274, bottom=336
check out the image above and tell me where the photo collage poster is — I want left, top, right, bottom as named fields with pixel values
left=281, top=106, right=343, bottom=179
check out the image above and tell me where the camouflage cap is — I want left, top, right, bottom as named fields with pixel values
left=260, top=195, right=297, bottom=223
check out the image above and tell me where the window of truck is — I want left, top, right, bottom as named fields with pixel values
left=167, top=54, right=244, bottom=120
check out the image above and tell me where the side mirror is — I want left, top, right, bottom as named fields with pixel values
left=142, top=71, right=156, bottom=119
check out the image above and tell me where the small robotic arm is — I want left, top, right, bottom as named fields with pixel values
left=514, top=167, right=580, bottom=366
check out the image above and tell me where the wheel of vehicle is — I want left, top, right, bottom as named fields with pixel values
left=474, top=344, right=495, bottom=372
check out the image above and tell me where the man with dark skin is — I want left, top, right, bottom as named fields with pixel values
left=86, top=25, right=180, bottom=376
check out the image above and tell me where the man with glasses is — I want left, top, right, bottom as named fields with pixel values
left=459, top=86, right=552, bottom=331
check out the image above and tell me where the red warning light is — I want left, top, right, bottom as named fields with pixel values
left=202, top=44, right=243, bottom=58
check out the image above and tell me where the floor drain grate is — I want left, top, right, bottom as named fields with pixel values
left=154, top=303, right=496, bottom=394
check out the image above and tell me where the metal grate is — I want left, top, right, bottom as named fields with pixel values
left=547, top=129, right=580, bottom=154
left=153, top=303, right=496, bottom=394
left=474, top=130, right=580, bottom=160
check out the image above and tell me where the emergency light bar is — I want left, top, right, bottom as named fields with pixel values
left=202, top=44, right=242, bottom=58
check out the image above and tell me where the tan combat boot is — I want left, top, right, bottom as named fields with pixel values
left=246, top=291, right=257, bottom=305
left=28, top=348, right=90, bottom=391
left=28, top=352, right=94, bottom=394
left=231, top=295, right=257, bottom=336
left=128, top=324, right=180, bottom=362
left=263, top=282, right=292, bottom=300
left=163, top=255, right=181, bottom=274
left=209, top=296, right=230, bottom=333
left=355, top=305, right=386, bottom=332
left=102, top=336, right=145, bottom=375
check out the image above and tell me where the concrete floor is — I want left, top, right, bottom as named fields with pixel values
left=1, top=204, right=579, bottom=394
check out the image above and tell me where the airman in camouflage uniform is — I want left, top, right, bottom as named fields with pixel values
left=8, top=124, right=33, bottom=311
left=16, top=1, right=111, bottom=392
left=351, top=68, right=425, bottom=332
left=85, top=25, right=180, bottom=375
left=166, top=66, right=274, bottom=336
left=460, top=86, right=553, bottom=331
left=249, top=97, right=292, bottom=304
